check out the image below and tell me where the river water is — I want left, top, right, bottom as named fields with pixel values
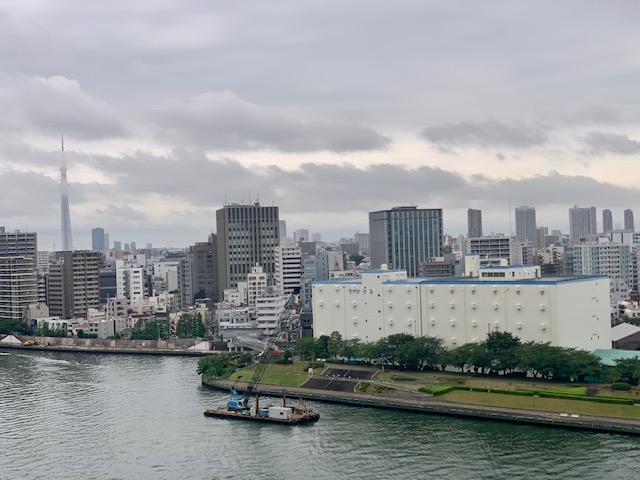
left=1, top=349, right=638, bottom=480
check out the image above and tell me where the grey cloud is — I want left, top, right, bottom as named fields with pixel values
left=145, top=91, right=390, bottom=153
left=420, top=120, right=548, bottom=150
left=582, top=131, right=640, bottom=156
left=561, top=105, right=621, bottom=126
left=0, top=75, right=125, bottom=140
left=6, top=145, right=640, bottom=248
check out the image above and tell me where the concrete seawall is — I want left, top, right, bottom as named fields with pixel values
left=202, top=377, right=640, bottom=436
left=0, top=336, right=212, bottom=356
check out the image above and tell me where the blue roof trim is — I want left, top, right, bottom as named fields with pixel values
left=314, top=276, right=608, bottom=286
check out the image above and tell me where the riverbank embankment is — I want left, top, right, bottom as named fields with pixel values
left=0, top=335, right=211, bottom=356
left=202, top=377, right=640, bottom=436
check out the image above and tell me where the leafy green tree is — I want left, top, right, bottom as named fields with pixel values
left=0, top=318, right=32, bottom=335
left=282, top=350, right=293, bottom=364
left=130, top=319, right=169, bottom=340
left=441, top=344, right=476, bottom=373
left=613, top=357, right=640, bottom=385
left=341, top=339, right=360, bottom=362
left=294, top=336, right=318, bottom=361
left=517, top=342, right=558, bottom=379
left=355, top=342, right=378, bottom=364
left=564, top=348, right=603, bottom=381
left=197, top=353, right=236, bottom=380
left=467, top=342, right=492, bottom=374
left=486, top=331, right=521, bottom=374
left=377, top=333, right=415, bottom=366
left=398, top=336, right=444, bottom=370
left=349, top=254, right=365, bottom=266
left=316, top=335, right=330, bottom=359
left=327, top=331, right=344, bottom=358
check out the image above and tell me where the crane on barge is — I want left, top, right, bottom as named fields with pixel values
left=205, top=294, right=319, bottom=423
left=227, top=295, right=294, bottom=411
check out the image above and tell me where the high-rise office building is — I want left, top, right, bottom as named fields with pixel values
left=515, top=205, right=537, bottom=247
left=569, top=206, right=597, bottom=245
left=603, top=209, right=613, bottom=234
left=467, top=209, right=483, bottom=238
left=189, top=234, right=218, bottom=302
left=624, top=209, right=635, bottom=232
left=369, top=206, right=443, bottom=277
left=92, top=228, right=105, bottom=251
left=47, top=250, right=103, bottom=318
left=114, top=241, right=122, bottom=252
left=216, top=203, right=280, bottom=300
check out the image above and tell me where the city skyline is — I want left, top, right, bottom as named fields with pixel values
left=2, top=2, right=640, bottom=248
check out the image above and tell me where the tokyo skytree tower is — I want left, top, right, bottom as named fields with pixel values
left=60, top=136, right=74, bottom=251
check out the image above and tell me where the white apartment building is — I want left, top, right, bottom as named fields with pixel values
left=312, top=261, right=611, bottom=351
left=116, top=262, right=146, bottom=302
left=274, top=245, right=301, bottom=295
left=256, top=292, right=291, bottom=334
left=247, top=264, right=267, bottom=310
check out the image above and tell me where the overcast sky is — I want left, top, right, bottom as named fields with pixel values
left=2, top=1, right=640, bottom=250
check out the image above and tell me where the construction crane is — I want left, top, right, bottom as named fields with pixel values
left=227, top=294, right=295, bottom=411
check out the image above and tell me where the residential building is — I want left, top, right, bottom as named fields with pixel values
left=274, top=245, right=302, bottom=295
left=246, top=264, right=267, bottom=310
left=0, top=256, right=38, bottom=320
left=47, top=251, right=103, bottom=318
left=215, top=203, right=280, bottom=300
left=152, top=255, right=192, bottom=310
left=467, top=209, right=482, bottom=239
left=566, top=241, right=633, bottom=289
left=369, top=206, right=443, bottom=277
left=569, top=206, right=597, bottom=245
left=116, top=262, right=146, bottom=303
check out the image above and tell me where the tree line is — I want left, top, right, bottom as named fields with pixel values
left=293, top=331, right=640, bottom=385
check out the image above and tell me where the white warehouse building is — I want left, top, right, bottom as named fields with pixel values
left=312, top=259, right=611, bottom=351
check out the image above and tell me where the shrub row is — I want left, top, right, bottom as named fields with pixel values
left=392, top=375, right=416, bottom=382
left=433, top=385, right=635, bottom=405
left=418, top=385, right=455, bottom=395
left=611, top=382, right=632, bottom=391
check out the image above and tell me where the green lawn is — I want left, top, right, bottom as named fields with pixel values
left=441, top=390, right=640, bottom=419
left=228, top=362, right=311, bottom=387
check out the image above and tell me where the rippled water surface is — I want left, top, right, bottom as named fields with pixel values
left=1, top=349, right=639, bottom=479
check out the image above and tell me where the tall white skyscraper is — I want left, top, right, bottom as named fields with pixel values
left=569, top=206, right=597, bottom=245
left=515, top=206, right=537, bottom=248
left=624, top=209, right=635, bottom=232
left=60, top=138, right=73, bottom=251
